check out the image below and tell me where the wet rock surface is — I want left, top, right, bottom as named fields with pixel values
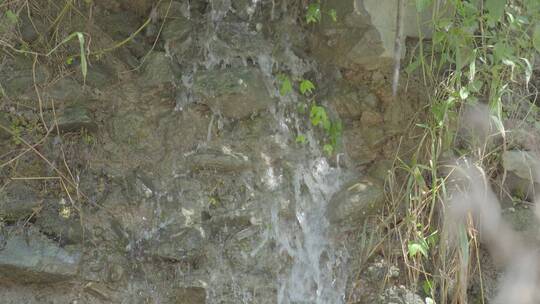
left=173, top=287, right=207, bottom=304
left=0, top=0, right=428, bottom=303
left=326, top=177, right=385, bottom=226
left=193, top=67, right=274, bottom=119
left=0, top=228, right=81, bottom=283
left=57, top=104, right=97, bottom=133
left=502, top=150, right=540, bottom=182
left=0, top=182, right=41, bottom=221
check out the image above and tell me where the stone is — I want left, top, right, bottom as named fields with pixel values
left=0, top=182, right=41, bottom=221
left=0, top=228, right=81, bottom=283
left=140, top=52, right=178, bottom=87
left=173, top=287, right=206, bottom=304
left=193, top=67, right=274, bottom=119
left=231, top=0, right=256, bottom=20
left=34, top=199, right=84, bottom=245
left=360, top=111, right=383, bottom=127
left=501, top=150, right=540, bottom=183
left=187, top=149, right=252, bottom=173
left=326, top=177, right=385, bottom=225
left=212, top=22, right=272, bottom=61
left=0, top=56, right=49, bottom=97
left=44, top=77, right=84, bottom=101
left=83, top=63, right=116, bottom=88
left=330, top=83, right=378, bottom=119
left=18, top=13, right=45, bottom=43
left=502, top=205, right=540, bottom=243
left=152, top=227, right=204, bottom=262
left=57, top=104, right=97, bottom=133
left=110, top=110, right=153, bottom=147
left=123, top=169, right=156, bottom=200
left=367, top=160, right=393, bottom=182
left=161, top=12, right=191, bottom=42
left=156, top=1, right=187, bottom=20
left=342, top=128, right=379, bottom=165
left=501, top=171, right=535, bottom=201
left=378, top=285, right=425, bottom=304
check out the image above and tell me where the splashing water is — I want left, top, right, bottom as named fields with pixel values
left=270, top=157, right=348, bottom=304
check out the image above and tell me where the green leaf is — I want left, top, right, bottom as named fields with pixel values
left=328, top=9, right=337, bottom=22
left=329, top=120, right=342, bottom=146
left=306, top=3, right=321, bottom=24
left=323, top=144, right=334, bottom=155
left=278, top=74, right=292, bottom=96
left=493, top=42, right=513, bottom=63
left=296, top=134, right=307, bottom=144
left=422, top=279, right=433, bottom=295
left=310, top=105, right=332, bottom=131
left=485, top=0, right=506, bottom=22
left=431, top=102, right=447, bottom=126
left=468, top=57, right=476, bottom=83
left=76, top=32, right=87, bottom=85
left=456, top=45, right=474, bottom=71
left=468, top=79, right=484, bottom=93
left=415, top=0, right=432, bottom=12
left=459, top=87, right=469, bottom=100
left=521, top=57, right=532, bottom=85
left=533, top=24, right=540, bottom=53
left=300, top=79, right=315, bottom=95
left=408, top=241, right=428, bottom=258
left=405, top=60, right=420, bottom=75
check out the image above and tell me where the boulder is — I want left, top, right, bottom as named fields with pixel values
left=502, top=206, right=540, bottom=244
left=314, top=0, right=433, bottom=69
left=152, top=227, right=204, bottom=262
left=34, top=199, right=84, bottom=245
left=0, top=56, right=48, bottom=97
left=193, top=67, right=274, bottom=119
left=44, top=77, right=85, bottom=101
left=123, top=169, right=156, bottom=200
left=140, top=52, right=179, bottom=87
left=0, top=182, right=41, bottom=221
left=82, top=63, right=117, bottom=89
left=57, top=104, right=97, bottom=133
left=0, top=228, right=81, bottom=283
left=160, top=7, right=191, bottom=42
left=342, top=127, right=380, bottom=165
left=502, top=150, right=540, bottom=182
left=210, top=22, right=272, bottom=61
left=326, top=177, right=385, bottom=225
left=330, top=84, right=379, bottom=120
left=379, top=285, right=425, bottom=304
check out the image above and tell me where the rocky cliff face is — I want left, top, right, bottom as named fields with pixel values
left=0, top=0, right=426, bottom=303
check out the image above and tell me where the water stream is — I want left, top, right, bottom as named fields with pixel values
left=271, top=158, right=348, bottom=304
left=203, top=1, right=350, bottom=301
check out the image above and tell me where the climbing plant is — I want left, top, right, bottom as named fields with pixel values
left=305, top=1, right=337, bottom=24
left=277, top=75, right=342, bottom=156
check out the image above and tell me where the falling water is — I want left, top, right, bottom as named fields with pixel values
left=190, top=1, right=350, bottom=302
left=270, top=158, right=348, bottom=304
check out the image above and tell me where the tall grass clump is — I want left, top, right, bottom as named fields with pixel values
left=390, top=0, right=540, bottom=303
